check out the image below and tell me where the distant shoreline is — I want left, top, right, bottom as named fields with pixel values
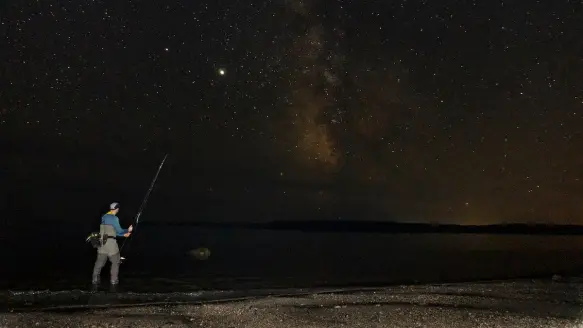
left=160, top=221, right=583, bottom=235
left=8, top=219, right=583, bottom=235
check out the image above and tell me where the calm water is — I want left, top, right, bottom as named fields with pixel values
left=2, top=226, right=583, bottom=292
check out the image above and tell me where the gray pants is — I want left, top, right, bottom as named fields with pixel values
left=92, top=252, right=121, bottom=284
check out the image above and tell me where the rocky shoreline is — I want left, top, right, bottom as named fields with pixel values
left=2, top=279, right=583, bottom=327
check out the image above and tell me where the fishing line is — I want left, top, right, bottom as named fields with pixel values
left=119, top=154, right=168, bottom=262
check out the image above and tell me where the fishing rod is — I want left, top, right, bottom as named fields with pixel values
left=119, top=153, right=168, bottom=262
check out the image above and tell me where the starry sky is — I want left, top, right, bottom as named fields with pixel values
left=2, top=0, right=583, bottom=225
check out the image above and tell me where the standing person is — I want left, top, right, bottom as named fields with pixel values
left=91, top=202, right=133, bottom=289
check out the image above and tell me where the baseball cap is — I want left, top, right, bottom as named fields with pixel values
left=110, top=202, right=120, bottom=210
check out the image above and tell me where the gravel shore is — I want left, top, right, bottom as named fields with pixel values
left=2, top=279, right=583, bottom=327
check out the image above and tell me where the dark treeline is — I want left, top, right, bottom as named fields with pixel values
left=142, top=220, right=583, bottom=235
left=6, top=218, right=583, bottom=235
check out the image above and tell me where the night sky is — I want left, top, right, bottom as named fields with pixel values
left=2, top=1, right=583, bottom=225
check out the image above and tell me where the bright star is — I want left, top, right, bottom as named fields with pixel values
left=218, top=69, right=226, bottom=76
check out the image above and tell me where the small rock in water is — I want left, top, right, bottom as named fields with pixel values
left=188, top=247, right=211, bottom=260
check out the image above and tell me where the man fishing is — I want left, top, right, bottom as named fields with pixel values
left=91, top=202, right=133, bottom=289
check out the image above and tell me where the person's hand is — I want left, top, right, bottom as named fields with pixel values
left=123, top=232, right=131, bottom=238
left=128, top=225, right=133, bottom=232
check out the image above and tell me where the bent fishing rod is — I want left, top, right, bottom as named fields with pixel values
left=119, top=153, right=168, bottom=262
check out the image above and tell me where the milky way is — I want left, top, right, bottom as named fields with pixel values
left=1, top=1, right=583, bottom=224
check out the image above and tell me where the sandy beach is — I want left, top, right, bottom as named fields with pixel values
left=3, top=279, right=583, bottom=327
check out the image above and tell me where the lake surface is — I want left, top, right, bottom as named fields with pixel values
left=2, top=226, right=583, bottom=292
